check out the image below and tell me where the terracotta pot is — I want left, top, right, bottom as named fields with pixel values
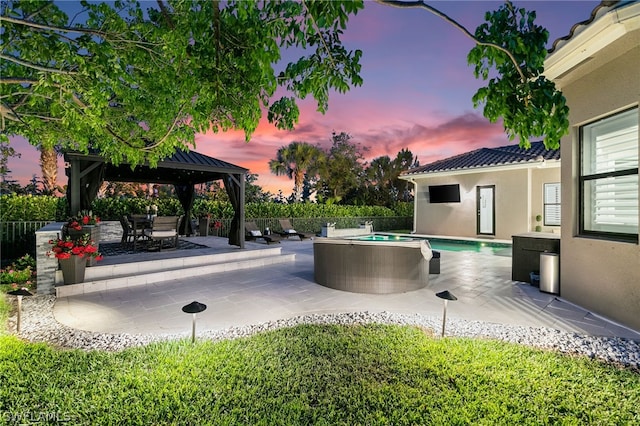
left=59, top=255, right=86, bottom=285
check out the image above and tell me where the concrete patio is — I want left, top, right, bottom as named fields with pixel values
left=53, top=237, right=640, bottom=340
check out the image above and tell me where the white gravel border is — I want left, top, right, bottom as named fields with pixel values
left=6, top=295, right=640, bottom=371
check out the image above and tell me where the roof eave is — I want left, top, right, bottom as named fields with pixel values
left=544, top=2, right=640, bottom=83
left=400, top=159, right=561, bottom=180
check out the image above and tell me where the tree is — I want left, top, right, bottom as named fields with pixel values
left=269, top=141, right=323, bottom=203
left=2, top=0, right=570, bottom=170
left=0, top=140, right=20, bottom=195
left=375, top=0, right=568, bottom=149
left=391, top=148, right=419, bottom=202
left=244, top=173, right=273, bottom=204
left=38, top=144, right=60, bottom=195
left=316, top=132, right=367, bottom=204
left=357, top=148, right=418, bottom=206
left=1, top=0, right=364, bottom=166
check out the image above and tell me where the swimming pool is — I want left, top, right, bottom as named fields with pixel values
left=347, top=234, right=512, bottom=254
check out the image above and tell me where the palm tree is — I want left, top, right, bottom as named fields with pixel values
left=269, top=142, right=323, bottom=202
left=39, top=145, right=58, bottom=195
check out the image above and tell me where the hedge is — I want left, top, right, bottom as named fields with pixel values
left=1, top=195, right=413, bottom=222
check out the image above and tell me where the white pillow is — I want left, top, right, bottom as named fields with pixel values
left=250, top=230, right=262, bottom=237
left=286, top=229, right=297, bottom=234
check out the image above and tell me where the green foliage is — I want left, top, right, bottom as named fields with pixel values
left=316, top=132, right=368, bottom=203
left=392, top=202, right=414, bottom=217
left=0, top=254, right=36, bottom=293
left=0, top=194, right=62, bottom=220
left=268, top=141, right=324, bottom=202
left=1, top=324, right=639, bottom=423
left=467, top=2, right=569, bottom=149
left=2, top=0, right=364, bottom=167
left=0, top=295, right=8, bottom=333
left=1, top=194, right=413, bottom=223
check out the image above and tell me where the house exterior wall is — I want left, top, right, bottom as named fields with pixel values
left=531, top=167, right=562, bottom=233
left=557, top=44, right=640, bottom=331
left=411, top=166, right=560, bottom=240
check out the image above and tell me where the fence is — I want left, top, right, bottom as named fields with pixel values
left=1, top=217, right=413, bottom=266
left=1, top=221, right=53, bottom=267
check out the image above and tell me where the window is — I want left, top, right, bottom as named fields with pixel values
left=580, top=108, right=638, bottom=242
left=544, top=183, right=561, bottom=226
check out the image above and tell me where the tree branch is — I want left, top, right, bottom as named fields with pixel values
left=373, top=0, right=527, bottom=82
left=300, top=0, right=337, bottom=69
left=141, top=103, right=187, bottom=151
left=0, top=54, right=77, bottom=75
left=0, top=15, right=161, bottom=48
left=0, top=77, right=38, bottom=85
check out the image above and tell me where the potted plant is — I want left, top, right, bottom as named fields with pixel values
left=48, top=234, right=103, bottom=284
left=199, top=214, right=211, bottom=236
left=64, top=210, right=101, bottom=266
left=535, top=214, right=542, bottom=232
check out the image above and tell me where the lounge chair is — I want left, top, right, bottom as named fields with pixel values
left=144, top=215, right=182, bottom=251
left=245, top=221, right=282, bottom=244
left=276, top=219, right=315, bottom=240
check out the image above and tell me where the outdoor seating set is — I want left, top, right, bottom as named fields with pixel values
left=120, top=214, right=183, bottom=251
left=245, top=219, right=315, bottom=245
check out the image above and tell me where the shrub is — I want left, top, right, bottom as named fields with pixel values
left=0, top=254, right=36, bottom=293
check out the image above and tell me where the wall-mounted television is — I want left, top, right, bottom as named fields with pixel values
left=428, top=184, right=461, bottom=203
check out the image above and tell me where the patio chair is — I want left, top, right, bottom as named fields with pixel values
left=120, top=215, right=151, bottom=250
left=144, top=215, right=182, bottom=251
left=276, top=219, right=315, bottom=240
left=245, top=221, right=282, bottom=245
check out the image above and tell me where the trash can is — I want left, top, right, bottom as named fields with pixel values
left=539, top=252, right=559, bottom=294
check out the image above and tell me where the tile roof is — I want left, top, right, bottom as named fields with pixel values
left=548, top=1, right=627, bottom=53
left=404, top=141, right=560, bottom=176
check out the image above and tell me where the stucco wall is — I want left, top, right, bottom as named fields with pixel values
left=559, top=44, right=640, bottom=331
left=412, top=167, right=559, bottom=240
left=531, top=167, right=562, bottom=233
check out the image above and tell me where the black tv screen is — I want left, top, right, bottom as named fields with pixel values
left=429, top=184, right=460, bottom=203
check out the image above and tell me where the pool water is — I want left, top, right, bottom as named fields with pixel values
left=348, top=234, right=511, bottom=255
left=428, top=238, right=511, bottom=254
left=348, top=235, right=414, bottom=242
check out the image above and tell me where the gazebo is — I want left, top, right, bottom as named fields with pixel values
left=64, top=150, right=247, bottom=248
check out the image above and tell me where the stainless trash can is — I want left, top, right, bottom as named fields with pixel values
left=539, top=252, right=559, bottom=294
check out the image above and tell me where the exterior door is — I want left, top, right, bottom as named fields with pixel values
left=477, top=185, right=495, bottom=235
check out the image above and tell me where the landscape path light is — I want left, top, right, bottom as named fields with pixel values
left=435, top=290, right=457, bottom=337
left=8, top=288, right=33, bottom=333
left=182, top=301, right=207, bottom=343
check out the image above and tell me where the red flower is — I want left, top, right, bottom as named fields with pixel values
left=48, top=235, right=102, bottom=261
left=82, top=216, right=90, bottom=225
left=68, top=220, right=82, bottom=231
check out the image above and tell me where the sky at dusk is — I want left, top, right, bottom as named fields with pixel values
left=6, top=1, right=601, bottom=196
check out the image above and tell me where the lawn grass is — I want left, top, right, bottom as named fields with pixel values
left=1, top=323, right=639, bottom=425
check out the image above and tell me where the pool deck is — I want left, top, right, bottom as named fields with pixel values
left=51, top=237, right=640, bottom=341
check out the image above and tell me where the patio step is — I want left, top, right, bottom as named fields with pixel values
left=55, top=247, right=295, bottom=297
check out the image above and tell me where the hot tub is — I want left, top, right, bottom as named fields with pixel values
left=313, top=237, right=433, bottom=294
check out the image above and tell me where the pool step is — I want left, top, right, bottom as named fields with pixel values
left=55, top=247, right=295, bottom=297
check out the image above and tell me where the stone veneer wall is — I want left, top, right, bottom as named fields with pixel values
left=35, top=222, right=65, bottom=295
